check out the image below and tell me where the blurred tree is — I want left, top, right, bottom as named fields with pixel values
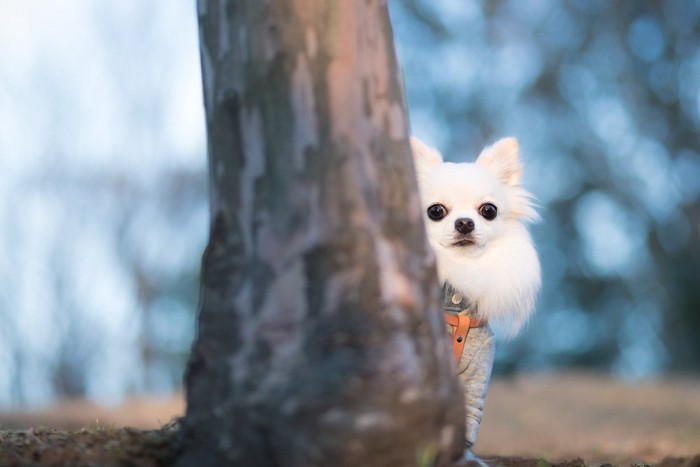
left=0, top=1, right=207, bottom=406
left=179, top=1, right=463, bottom=466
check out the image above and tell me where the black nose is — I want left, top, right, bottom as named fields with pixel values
left=455, top=217, right=475, bottom=234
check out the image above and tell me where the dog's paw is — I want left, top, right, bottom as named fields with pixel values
left=462, top=449, right=490, bottom=467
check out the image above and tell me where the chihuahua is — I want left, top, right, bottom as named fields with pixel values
left=411, top=136, right=541, bottom=459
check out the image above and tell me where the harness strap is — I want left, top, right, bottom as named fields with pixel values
left=443, top=313, right=488, bottom=363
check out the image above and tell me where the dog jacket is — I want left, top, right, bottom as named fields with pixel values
left=441, top=283, right=496, bottom=449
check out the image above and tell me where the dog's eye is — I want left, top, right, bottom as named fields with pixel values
left=427, top=204, right=448, bottom=221
left=479, top=203, right=498, bottom=220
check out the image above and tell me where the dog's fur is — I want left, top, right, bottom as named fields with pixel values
left=411, top=136, right=541, bottom=335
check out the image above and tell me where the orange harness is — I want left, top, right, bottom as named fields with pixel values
left=443, top=313, right=488, bottom=362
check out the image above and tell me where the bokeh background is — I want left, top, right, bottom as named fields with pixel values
left=1, top=0, right=699, bottom=409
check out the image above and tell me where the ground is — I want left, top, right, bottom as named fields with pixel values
left=1, top=373, right=699, bottom=466
left=0, top=424, right=180, bottom=467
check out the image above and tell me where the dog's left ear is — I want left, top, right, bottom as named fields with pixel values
left=476, top=137, right=523, bottom=187
left=410, top=136, right=443, bottom=176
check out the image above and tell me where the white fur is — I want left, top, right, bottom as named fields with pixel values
left=411, top=136, right=541, bottom=336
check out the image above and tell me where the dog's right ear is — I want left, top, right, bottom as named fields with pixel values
left=410, top=136, right=443, bottom=175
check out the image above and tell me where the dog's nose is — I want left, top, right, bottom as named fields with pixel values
left=455, top=217, right=475, bottom=234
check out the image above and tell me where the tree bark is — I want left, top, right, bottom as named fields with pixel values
left=179, top=1, right=464, bottom=466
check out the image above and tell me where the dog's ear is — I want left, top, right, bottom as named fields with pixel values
left=478, top=137, right=539, bottom=222
left=410, top=136, right=443, bottom=175
left=476, top=137, right=523, bottom=187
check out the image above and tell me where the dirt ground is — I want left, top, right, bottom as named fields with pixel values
left=1, top=372, right=699, bottom=466
left=0, top=423, right=180, bottom=467
left=476, top=373, right=700, bottom=464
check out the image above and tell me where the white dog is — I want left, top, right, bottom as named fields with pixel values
left=411, top=136, right=541, bottom=459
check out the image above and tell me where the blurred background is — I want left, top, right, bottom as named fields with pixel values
left=0, top=0, right=698, bottom=410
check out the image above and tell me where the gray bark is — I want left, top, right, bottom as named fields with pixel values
left=179, top=2, right=464, bottom=466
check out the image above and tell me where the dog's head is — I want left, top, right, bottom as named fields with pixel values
left=411, top=136, right=538, bottom=257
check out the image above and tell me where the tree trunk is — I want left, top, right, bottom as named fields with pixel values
left=179, top=1, right=464, bottom=466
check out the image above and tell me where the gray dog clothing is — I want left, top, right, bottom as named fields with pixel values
left=441, top=283, right=496, bottom=449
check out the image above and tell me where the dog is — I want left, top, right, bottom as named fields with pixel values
left=411, top=136, right=541, bottom=460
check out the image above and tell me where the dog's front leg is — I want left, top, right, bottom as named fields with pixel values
left=455, top=326, right=496, bottom=456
